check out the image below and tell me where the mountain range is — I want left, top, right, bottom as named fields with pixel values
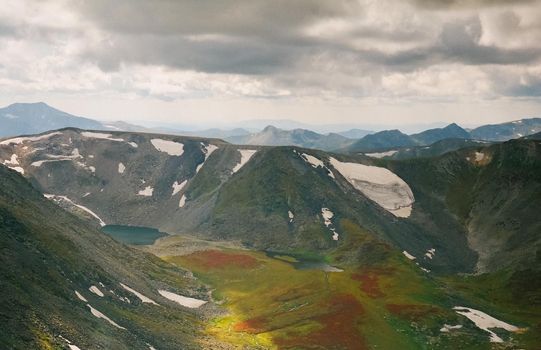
left=3, top=103, right=541, bottom=154
left=1, top=126, right=540, bottom=348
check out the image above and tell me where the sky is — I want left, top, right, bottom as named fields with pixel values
left=0, top=0, right=541, bottom=129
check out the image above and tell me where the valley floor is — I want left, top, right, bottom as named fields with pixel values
left=144, top=233, right=540, bottom=350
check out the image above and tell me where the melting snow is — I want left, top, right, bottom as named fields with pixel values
left=321, top=208, right=339, bottom=240
left=365, top=150, right=398, bottom=158
left=179, top=195, right=187, bottom=208
left=158, top=290, right=207, bottom=308
left=232, top=149, right=257, bottom=173
left=440, top=324, right=463, bottom=333
left=329, top=157, right=414, bottom=218
left=288, top=210, right=294, bottom=223
left=75, top=290, right=88, bottom=302
left=138, top=186, right=154, bottom=197
left=44, top=194, right=106, bottom=226
left=118, top=162, right=125, bottom=174
left=321, top=208, right=334, bottom=227
left=119, top=283, right=159, bottom=305
left=196, top=143, right=219, bottom=173
left=81, top=132, right=124, bottom=142
left=420, top=267, right=430, bottom=273
left=2, top=154, right=24, bottom=174
left=0, top=131, right=62, bottom=145
left=475, top=152, right=485, bottom=161
left=89, top=285, right=104, bottom=297
left=172, top=180, right=187, bottom=196
left=151, top=139, right=184, bottom=156
left=402, top=251, right=416, bottom=260
left=425, top=248, right=436, bottom=260
left=295, top=150, right=334, bottom=178
left=87, top=304, right=126, bottom=329
left=453, top=306, right=520, bottom=343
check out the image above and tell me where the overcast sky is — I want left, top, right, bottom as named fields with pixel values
left=1, top=0, right=540, bottom=128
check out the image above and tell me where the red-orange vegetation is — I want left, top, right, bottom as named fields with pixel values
left=183, top=249, right=260, bottom=269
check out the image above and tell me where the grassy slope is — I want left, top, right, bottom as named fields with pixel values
left=162, top=219, right=540, bottom=349
left=0, top=165, right=217, bottom=349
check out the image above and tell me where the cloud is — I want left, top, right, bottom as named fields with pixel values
left=0, top=0, right=540, bottom=108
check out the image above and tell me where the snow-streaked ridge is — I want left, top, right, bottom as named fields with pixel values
left=44, top=194, right=106, bottom=226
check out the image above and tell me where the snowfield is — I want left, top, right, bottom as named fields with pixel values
left=158, top=290, right=207, bottom=308
left=453, top=306, right=520, bottom=343
left=329, top=157, right=414, bottom=218
left=232, top=149, right=257, bottom=173
left=172, top=180, right=187, bottom=196
left=151, top=138, right=184, bottom=156
left=120, top=283, right=159, bottom=305
left=0, top=131, right=62, bottom=145
left=138, top=186, right=154, bottom=197
left=81, top=132, right=126, bottom=143
left=365, top=150, right=398, bottom=158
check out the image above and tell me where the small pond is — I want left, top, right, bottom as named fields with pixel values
left=102, top=225, right=168, bottom=245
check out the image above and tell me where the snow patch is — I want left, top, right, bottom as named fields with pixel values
left=179, top=195, right=187, bottom=208
left=158, top=290, right=207, bottom=308
left=440, top=324, right=462, bottom=333
left=402, top=251, right=416, bottom=260
left=89, top=285, right=104, bottom=297
left=81, top=132, right=124, bottom=142
left=453, top=306, right=520, bottom=343
left=425, top=248, right=436, bottom=260
left=475, top=152, right=485, bottom=161
left=120, top=283, right=159, bottom=305
left=288, top=210, right=294, bottom=223
left=196, top=143, right=219, bottom=173
left=329, top=157, right=414, bottom=218
left=74, top=290, right=87, bottom=302
left=365, top=150, right=398, bottom=158
left=172, top=180, right=187, bottom=196
left=232, top=149, right=257, bottom=173
left=0, top=131, right=62, bottom=145
left=44, top=194, right=106, bottom=226
left=151, top=139, right=184, bottom=156
left=321, top=208, right=339, bottom=240
left=137, top=186, right=154, bottom=197
left=295, top=150, right=334, bottom=178
left=87, top=304, right=125, bottom=329
left=118, top=162, right=125, bottom=174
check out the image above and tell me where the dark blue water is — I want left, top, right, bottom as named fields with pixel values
left=102, top=225, right=168, bottom=245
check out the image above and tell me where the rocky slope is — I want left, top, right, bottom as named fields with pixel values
left=0, top=164, right=229, bottom=350
left=1, top=128, right=539, bottom=276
